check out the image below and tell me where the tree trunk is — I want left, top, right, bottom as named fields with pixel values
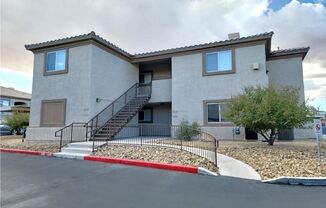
left=268, top=129, right=277, bottom=145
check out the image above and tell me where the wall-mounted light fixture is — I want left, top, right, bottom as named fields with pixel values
left=96, top=98, right=113, bottom=103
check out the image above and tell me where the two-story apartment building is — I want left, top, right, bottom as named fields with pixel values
left=0, top=86, right=31, bottom=123
left=25, top=31, right=310, bottom=141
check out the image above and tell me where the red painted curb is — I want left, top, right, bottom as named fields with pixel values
left=84, top=155, right=198, bottom=174
left=0, top=148, right=198, bottom=174
left=0, top=148, right=53, bottom=157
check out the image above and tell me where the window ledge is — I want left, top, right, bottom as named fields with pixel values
left=43, top=69, right=68, bottom=76
left=203, top=69, right=235, bottom=76
left=204, top=122, right=234, bottom=127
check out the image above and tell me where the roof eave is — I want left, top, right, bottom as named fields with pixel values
left=268, top=47, right=310, bottom=60
left=25, top=32, right=132, bottom=59
left=132, top=32, right=274, bottom=59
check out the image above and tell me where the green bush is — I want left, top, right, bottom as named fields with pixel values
left=176, top=120, right=201, bottom=141
left=225, top=86, right=315, bottom=145
left=4, top=112, right=29, bottom=135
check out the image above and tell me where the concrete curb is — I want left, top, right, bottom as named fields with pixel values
left=0, top=148, right=213, bottom=175
left=263, top=177, right=326, bottom=186
left=197, top=167, right=218, bottom=176
left=84, top=155, right=199, bottom=174
left=0, top=148, right=54, bottom=157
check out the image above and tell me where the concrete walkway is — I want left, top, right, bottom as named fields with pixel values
left=56, top=138, right=261, bottom=180
left=216, top=153, right=261, bottom=180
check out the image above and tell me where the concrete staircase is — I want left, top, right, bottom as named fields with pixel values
left=54, top=83, right=152, bottom=156
left=94, top=96, right=149, bottom=138
left=54, top=141, right=106, bottom=159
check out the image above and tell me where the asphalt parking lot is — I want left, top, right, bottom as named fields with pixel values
left=1, top=153, right=326, bottom=208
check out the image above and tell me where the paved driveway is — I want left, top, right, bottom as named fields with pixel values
left=1, top=153, right=325, bottom=208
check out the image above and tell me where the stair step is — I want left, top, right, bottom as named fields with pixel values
left=118, top=111, right=137, bottom=113
left=54, top=152, right=89, bottom=160
left=61, top=147, right=93, bottom=154
left=101, top=127, right=121, bottom=131
left=94, top=134, right=114, bottom=137
left=98, top=130, right=119, bottom=134
left=114, top=114, right=133, bottom=117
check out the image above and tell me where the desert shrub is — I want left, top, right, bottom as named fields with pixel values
left=176, top=120, right=201, bottom=141
left=4, top=112, right=29, bottom=135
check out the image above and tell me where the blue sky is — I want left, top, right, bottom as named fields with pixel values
left=1, top=0, right=326, bottom=111
left=0, top=69, right=32, bottom=93
left=269, top=0, right=325, bottom=11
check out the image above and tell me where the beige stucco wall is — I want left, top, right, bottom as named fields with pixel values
left=27, top=44, right=138, bottom=140
left=267, top=56, right=305, bottom=103
left=267, top=56, right=310, bottom=139
left=89, top=45, right=139, bottom=117
left=171, top=44, right=268, bottom=140
left=149, top=79, right=172, bottom=103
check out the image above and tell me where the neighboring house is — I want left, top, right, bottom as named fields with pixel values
left=0, top=86, right=31, bottom=123
left=25, top=31, right=311, bottom=141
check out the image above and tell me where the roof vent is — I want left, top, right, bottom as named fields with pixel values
left=228, top=32, right=240, bottom=40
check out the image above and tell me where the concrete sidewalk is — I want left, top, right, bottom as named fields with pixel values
left=56, top=138, right=261, bottom=180
left=216, top=153, right=261, bottom=180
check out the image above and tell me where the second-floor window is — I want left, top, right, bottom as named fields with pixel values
left=46, top=49, right=67, bottom=72
left=205, top=50, right=232, bottom=73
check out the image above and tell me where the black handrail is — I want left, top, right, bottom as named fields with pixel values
left=55, top=82, right=152, bottom=152
left=86, top=83, right=139, bottom=125
left=90, top=83, right=152, bottom=141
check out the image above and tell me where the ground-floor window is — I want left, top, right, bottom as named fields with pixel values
left=204, top=101, right=229, bottom=124
left=139, top=108, right=153, bottom=123
left=40, top=99, right=66, bottom=127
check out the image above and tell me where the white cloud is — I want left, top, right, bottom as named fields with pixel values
left=1, top=0, right=325, bottom=104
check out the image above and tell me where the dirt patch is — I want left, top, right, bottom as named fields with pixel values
left=96, top=144, right=219, bottom=174
left=218, top=140, right=326, bottom=180
left=0, top=136, right=59, bottom=153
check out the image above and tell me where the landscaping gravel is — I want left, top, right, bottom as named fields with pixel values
left=218, top=140, right=326, bottom=180
left=0, top=136, right=59, bottom=153
left=96, top=144, right=219, bottom=174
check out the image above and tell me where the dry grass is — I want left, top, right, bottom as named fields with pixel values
left=218, top=139, right=326, bottom=179
left=0, top=135, right=59, bottom=153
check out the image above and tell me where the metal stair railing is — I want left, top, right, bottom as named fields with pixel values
left=55, top=82, right=152, bottom=152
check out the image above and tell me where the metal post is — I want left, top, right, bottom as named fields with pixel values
left=59, top=131, right=63, bottom=152
left=70, top=124, right=73, bottom=143
left=317, top=134, right=321, bottom=162
left=90, top=120, right=93, bottom=138
left=92, top=138, right=95, bottom=154
left=140, top=124, right=143, bottom=146
left=214, top=139, right=218, bottom=166
left=85, top=123, right=88, bottom=141
left=180, top=127, right=183, bottom=151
